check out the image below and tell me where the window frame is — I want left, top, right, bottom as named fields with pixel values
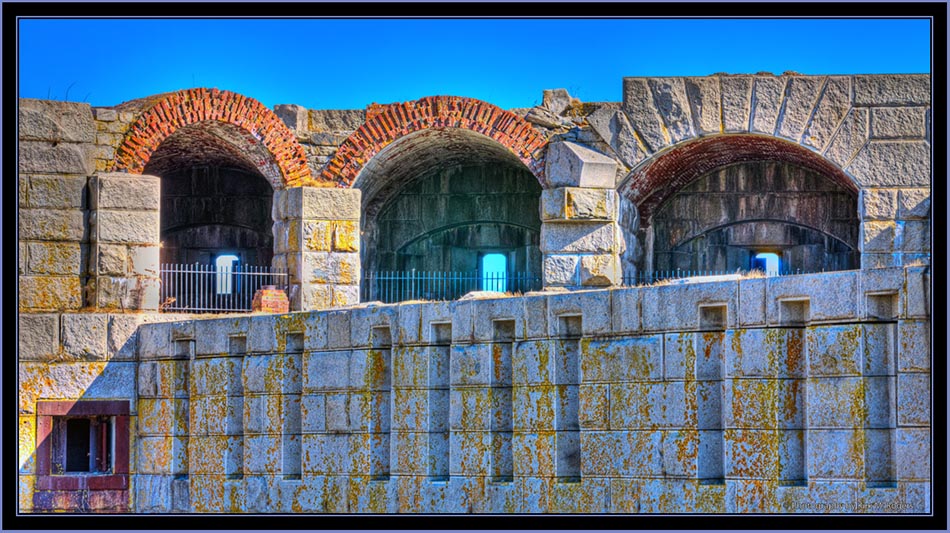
left=35, top=401, right=130, bottom=491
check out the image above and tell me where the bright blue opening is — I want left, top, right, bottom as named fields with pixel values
left=481, top=253, right=507, bottom=292
left=754, top=252, right=780, bottom=276
left=215, top=254, right=239, bottom=294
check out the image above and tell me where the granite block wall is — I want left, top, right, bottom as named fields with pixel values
left=123, top=267, right=930, bottom=513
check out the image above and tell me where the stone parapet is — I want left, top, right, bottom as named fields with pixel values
left=111, top=267, right=930, bottom=513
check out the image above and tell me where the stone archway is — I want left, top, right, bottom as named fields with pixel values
left=320, top=95, right=549, bottom=188
left=111, top=88, right=314, bottom=188
left=617, top=135, right=861, bottom=274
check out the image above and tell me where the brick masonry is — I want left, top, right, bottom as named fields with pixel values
left=320, top=96, right=548, bottom=188
left=111, top=88, right=314, bottom=188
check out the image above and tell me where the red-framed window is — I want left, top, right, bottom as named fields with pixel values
left=35, top=401, right=130, bottom=492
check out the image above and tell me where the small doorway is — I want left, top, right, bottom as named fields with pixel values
left=480, top=252, right=508, bottom=292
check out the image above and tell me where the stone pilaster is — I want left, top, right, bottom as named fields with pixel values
left=87, top=173, right=161, bottom=311
left=273, top=186, right=361, bottom=311
left=540, top=142, right=623, bottom=289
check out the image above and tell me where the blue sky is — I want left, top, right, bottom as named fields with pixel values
left=18, top=18, right=932, bottom=111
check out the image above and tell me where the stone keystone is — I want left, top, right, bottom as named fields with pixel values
left=544, top=141, right=618, bottom=189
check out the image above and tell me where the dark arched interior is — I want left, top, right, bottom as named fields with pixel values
left=648, top=161, right=859, bottom=273
left=145, top=122, right=275, bottom=268
left=356, top=128, right=542, bottom=300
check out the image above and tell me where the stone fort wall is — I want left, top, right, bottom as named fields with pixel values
left=17, top=73, right=932, bottom=514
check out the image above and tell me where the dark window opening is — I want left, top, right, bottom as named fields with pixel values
left=55, top=416, right=113, bottom=474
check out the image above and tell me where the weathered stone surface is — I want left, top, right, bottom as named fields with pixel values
left=721, top=75, right=753, bottom=133
left=93, top=107, right=117, bottom=122
left=278, top=187, right=361, bottom=221
left=18, top=99, right=95, bottom=142
left=861, top=221, right=896, bottom=252
left=18, top=208, right=85, bottom=241
left=309, top=108, right=365, bottom=133
left=194, top=318, right=245, bottom=356
left=641, top=281, right=736, bottom=332
left=579, top=254, right=620, bottom=286
left=18, top=276, right=82, bottom=311
left=648, top=78, right=694, bottom=143
left=750, top=76, right=787, bottom=134
left=621, top=78, right=669, bottom=152
left=93, top=210, right=160, bottom=244
left=738, top=278, right=767, bottom=327
left=542, top=254, right=578, bottom=286
left=859, top=188, right=898, bottom=220
left=525, top=105, right=572, bottom=129
left=895, top=428, right=930, bottom=480
left=898, top=320, right=930, bottom=372
left=108, top=314, right=146, bottom=360
left=585, top=107, right=647, bottom=170
left=853, top=75, right=930, bottom=106
left=470, top=298, right=525, bottom=343
left=609, top=287, right=640, bottom=334
left=134, top=474, right=172, bottom=512
left=902, top=267, right=930, bottom=320
left=724, top=328, right=792, bottom=379
left=449, top=344, right=491, bottom=387
left=296, top=284, right=333, bottom=313
left=97, top=244, right=127, bottom=275
left=823, top=107, right=869, bottom=169
left=847, top=141, right=931, bottom=187
left=582, top=336, right=663, bottom=382
left=349, top=305, right=397, bottom=349
left=19, top=361, right=136, bottom=412
left=541, top=188, right=617, bottom=221
left=61, top=313, right=109, bottom=359
left=805, top=325, right=863, bottom=377
left=684, top=76, right=722, bottom=135
left=540, top=222, right=618, bottom=254
left=546, top=289, right=612, bottom=336
left=802, top=76, right=852, bottom=151
left=542, top=88, right=573, bottom=115
left=92, top=275, right=160, bottom=311
left=18, top=313, right=60, bottom=361
left=870, top=107, right=928, bottom=139
left=805, top=377, right=868, bottom=428
left=897, top=188, right=931, bottom=219
left=26, top=174, right=86, bottom=209
left=91, top=173, right=160, bottom=210
left=544, top=141, right=617, bottom=189
left=26, top=242, right=82, bottom=275
left=18, top=141, right=94, bottom=175
left=766, top=271, right=858, bottom=323
left=129, top=245, right=159, bottom=276
left=899, top=220, right=930, bottom=252
left=896, top=372, right=929, bottom=426
left=274, top=104, right=309, bottom=132
left=777, top=76, right=825, bottom=141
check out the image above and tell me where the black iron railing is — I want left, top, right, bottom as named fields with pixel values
left=159, top=264, right=289, bottom=313
left=621, top=268, right=813, bottom=287
left=363, top=270, right=542, bottom=303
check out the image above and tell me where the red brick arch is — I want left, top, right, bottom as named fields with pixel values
left=321, top=96, right=549, bottom=187
left=621, top=134, right=859, bottom=224
left=112, top=88, right=314, bottom=188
